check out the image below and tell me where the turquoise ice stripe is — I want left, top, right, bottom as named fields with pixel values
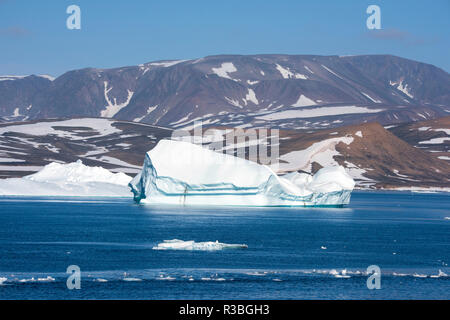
left=152, top=192, right=260, bottom=196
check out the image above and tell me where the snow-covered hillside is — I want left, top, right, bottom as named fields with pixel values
left=0, top=118, right=448, bottom=190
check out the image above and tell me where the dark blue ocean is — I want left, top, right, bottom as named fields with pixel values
left=0, top=191, right=449, bottom=299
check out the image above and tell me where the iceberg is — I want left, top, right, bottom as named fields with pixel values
left=129, top=139, right=355, bottom=207
left=153, top=239, right=248, bottom=251
left=0, top=160, right=132, bottom=197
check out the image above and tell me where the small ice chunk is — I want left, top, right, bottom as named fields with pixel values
left=430, top=270, right=447, bottom=278
left=37, top=276, right=55, bottom=282
left=123, top=277, right=143, bottom=282
left=413, top=273, right=427, bottom=278
left=156, top=275, right=176, bottom=281
left=152, top=239, right=248, bottom=251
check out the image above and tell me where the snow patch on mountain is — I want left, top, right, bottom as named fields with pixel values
left=149, top=60, right=188, bottom=67
left=0, top=75, right=27, bottom=81
left=133, top=105, right=158, bottom=122
left=392, top=169, right=409, bottom=178
left=343, top=161, right=372, bottom=183
left=419, top=137, right=450, bottom=144
left=361, top=92, right=382, bottom=103
left=0, top=74, right=55, bottom=81
left=212, top=62, right=237, bottom=80
left=101, top=82, right=134, bottom=118
left=321, top=65, right=344, bottom=80
left=275, top=64, right=307, bottom=79
left=0, top=157, right=25, bottom=163
left=38, top=74, right=56, bottom=81
left=390, top=80, right=414, bottom=98
left=170, top=112, right=194, bottom=126
left=225, top=97, right=244, bottom=108
left=0, top=118, right=122, bottom=140
left=304, top=66, right=314, bottom=74
left=276, top=64, right=292, bottom=78
left=433, top=128, right=450, bottom=135
left=244, top=88, right=259, bottom=105
left=276, top=136, right=354, bottom=172
left=257, top=106, right=384, bottom=121
left=292, top=94, right=317, bottom=107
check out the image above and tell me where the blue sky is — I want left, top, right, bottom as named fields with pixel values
left=0, top=0, right=449, bottom=76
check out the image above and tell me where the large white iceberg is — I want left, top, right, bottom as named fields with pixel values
left=0, top=160, right=132, bottom=197
left=129, top=140, right=355, bottom=207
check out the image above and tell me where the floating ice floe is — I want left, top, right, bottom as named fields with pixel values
left=122, top=277, right=143, bottom=282
left=430, top=270, right=448, bottom=278
left=0, top=160, right=132, bottom=197
left=152, top=239, right=248, bottom=251
left=392, top=272, right=408, bottom=277
left=37, top=276, right=55, bottom=282
left=156, top=275, right=176, bottom=281
left=412, top=273, right=427, bottom=278
left=316, top=269, right=352, bottom=278
left=130, top=139, right=355, bottom=206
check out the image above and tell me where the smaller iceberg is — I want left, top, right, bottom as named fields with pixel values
left=152, top=239, right=248, bottom=251
left=0, top=160, right=132, bottom=197
left=130, top=139, right=355, bottom=207
left=430, top=270, right=448, bottom=278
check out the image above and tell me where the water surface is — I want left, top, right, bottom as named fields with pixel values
left=0, top=191, right=449, bottom=299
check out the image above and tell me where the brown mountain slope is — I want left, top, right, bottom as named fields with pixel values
left=278, top=122, right=450, bottom=189
left=388, top=116, right=450, bottom=162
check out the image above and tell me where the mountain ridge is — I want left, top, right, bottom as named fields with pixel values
left=1, top=54, right=449, bottom=130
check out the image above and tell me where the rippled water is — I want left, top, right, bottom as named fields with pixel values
left=0, top=191, right=449, bottom=299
